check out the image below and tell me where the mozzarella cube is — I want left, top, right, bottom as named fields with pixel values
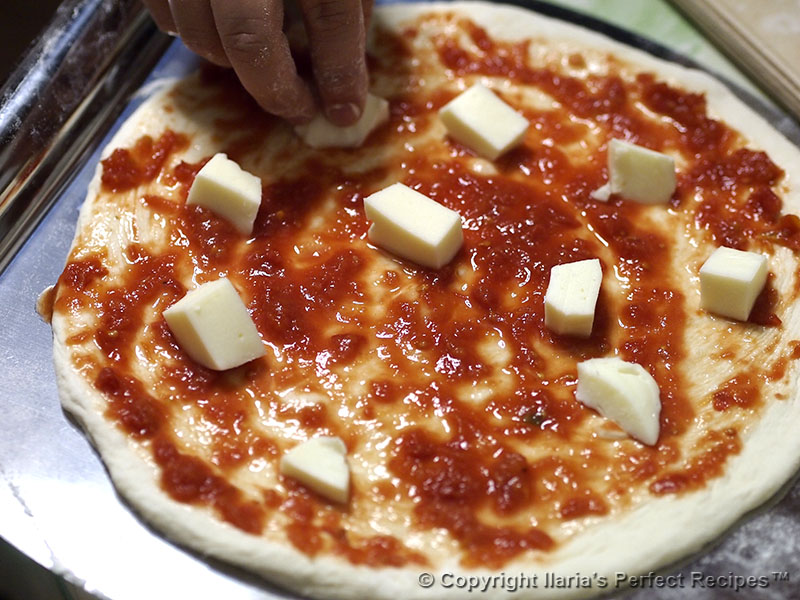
left=699, top=246, right=768, bottom=321
left=280, top=437, right=350, bottom=503
left=163, top=278, right=265, bottom=371
left=364, top=183, right=463, bottom=269
left=186, top=153, right=262, bottom=235
left=544, top=259, right=603, bottom=337
left=439, top=84, right=529, bottom=160
left=295, top=93, right=389, bottom=149
left=607, top=139, right=676, bottom=204
left=590, top=183, right=611, bottom=202
left=576, top=357, right=661, bottom=446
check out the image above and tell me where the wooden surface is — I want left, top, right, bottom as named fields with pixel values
left=671, top=0, right=800, bottom=120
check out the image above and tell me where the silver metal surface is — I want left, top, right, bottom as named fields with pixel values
left=1, top=1, right=799, bottom=599
left=0, top=0, right=171, bottom=276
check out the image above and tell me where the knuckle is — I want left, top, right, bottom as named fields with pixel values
left=180, top=32, right=226, bottom=65
left=265, top=94, right=306, bottom=121
left=307, top=0, right=355, bottom=33
left=220, top=19, right=268, bottom=61
left=223, top=31, right=263, bottom=57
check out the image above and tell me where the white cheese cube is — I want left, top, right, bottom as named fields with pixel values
left=364, top=183, right=463, bottom=269
left=186, top=153, right=262, bottom=236
left=544, top=259, right=602, bottom=337
left=590, top=183, right=611, bottom=202
left=163, top=278, right=265, bottom=371
left=699, top=246, right=768, bottom=321
left=576, top=357, right=661, bottom=446
left=607, top=139, right=676, bottom=204
left=295, top=93, right=390, bottom=149
left=280, top=437, right=350, bottom=503
left=439, top=84, right=529, bottom=160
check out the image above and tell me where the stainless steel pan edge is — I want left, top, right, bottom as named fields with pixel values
left=0, top=0, right=171, bottom=275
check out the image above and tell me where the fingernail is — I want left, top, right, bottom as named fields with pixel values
left=326, top=103, right=361, bottom=126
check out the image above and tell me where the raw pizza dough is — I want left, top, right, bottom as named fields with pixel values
left=50, top=2, right=800, bottom=599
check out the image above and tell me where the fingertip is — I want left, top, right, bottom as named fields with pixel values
left=300, top=0, right=369, bottom=127
left=287, top=116, right=312, bottom=127
left=263, top=82, right=316, bottom=125
left=320, top=65, right=369, bottom=126
left=285, top=108, right=315, bottom=126
left=205, top=53, right=232, bottom=68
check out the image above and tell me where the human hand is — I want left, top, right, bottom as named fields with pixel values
left=141, top=0, right=372, bottom=126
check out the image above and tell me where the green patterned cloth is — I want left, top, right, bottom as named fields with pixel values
left=538, top=0, right=764, bottom=98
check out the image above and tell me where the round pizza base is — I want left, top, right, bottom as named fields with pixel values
left=52, top=3, right=800, bottom=599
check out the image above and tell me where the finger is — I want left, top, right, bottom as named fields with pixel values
left=299, top=0, right=368, bottom=126
left=362, top=0, right=374, bottom=26
left=210, top=0, right=315, bottom=124
left=142, top=0, right=177, bottom=34
left=169, top=0, right=230, bottom=67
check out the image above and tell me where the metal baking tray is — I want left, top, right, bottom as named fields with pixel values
left=1, top=1, right=798, bottom=599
